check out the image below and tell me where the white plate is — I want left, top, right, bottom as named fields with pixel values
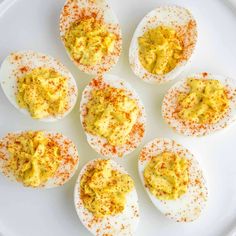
left=0, top=0, right=236, bottom=236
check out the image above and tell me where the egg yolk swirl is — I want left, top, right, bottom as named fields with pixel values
left=84, top=86, right=140, bottom=146
left=64, top=18, right=116, bottom=66
left=80, top=160, right=134, bottom=218
left=6, top=131, right=62, bottom=187
left=144, top=152, right=189, bottom=200
left=138, top=25, right=183, bottom=75
left=16, top=67, right=69, bottom=119
left=177, top=79, right=229, bottom=124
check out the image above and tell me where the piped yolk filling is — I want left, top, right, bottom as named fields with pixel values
left=138, top=25, right=183, bottom=75
left=84, top=86, right=140, bottom=146
left=16, top=67, right=69, bottom=119
left=144, top=152, right=189, bottom=200
left=64, top=18, right=116, bottom=66
left=80, top=160, right=134, bottom=218
left=7, top=131, right=62, bottom=187
left=177, top=79, right=229, bottom=124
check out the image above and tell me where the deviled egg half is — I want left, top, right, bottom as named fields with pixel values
left=74, top=158, right=140, bottom=235
left=80, top=74, right=146, bottom=158
left=60, top=0, right=122, bottom=75
left=162, top=72, right=236, bottom=136
left=0, top=51, right=78, bottom=122
left=0, top=131, right=79, bottom=188
left=129, top=5, right=197, bottom=84
left=138, top=138, right=208, bottom=222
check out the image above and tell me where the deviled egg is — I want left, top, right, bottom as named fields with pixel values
left=0, top=51, right=78, bottom=122
left=129, top=5, right=197, bottom=84
left=138, top=138, right=208, bottom=222
left=74, top=158, right=140, bottom=235
left=60, top=0, right=122, bottom=75
left=0, top=131, right=79, bottom=188
left=162, top=72, right=236, bottom=136
left=80, top=74, right=146, bottom=158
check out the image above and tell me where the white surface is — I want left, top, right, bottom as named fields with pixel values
left=0, top=0, right=236, bottom=236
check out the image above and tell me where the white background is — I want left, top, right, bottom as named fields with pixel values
left=0, top=0, right=236, bottom=236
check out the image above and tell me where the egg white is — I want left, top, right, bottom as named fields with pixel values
left=0, top=131, right=79, bottom=188
left=162, top=72, right=236, bottom=136
left=129, top=5, right=197, bottom=84
left=0, top=51, right=78, bottom=122
left=80, top=74, right=146, bottom=158
left=138, top=138, right=208, bottom=222
left=59, top=0, right=122, bottom=75
left=74, top=158, right=140, bottom=236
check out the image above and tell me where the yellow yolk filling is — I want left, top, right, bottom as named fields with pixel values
left=7, top=131, right=61, bottom=187
left=64, top=18, right=116, bottom=66
left=177, top=79, right=229, bottom=124
left=80, top=160, right=134, bottom=218
left=144, top=152, right=189, bottom=200
left=16, top=67, right=69, bottom=119
left=138, top=25, right=183, bottom=75
left=84, top=86, right=140, bottom=146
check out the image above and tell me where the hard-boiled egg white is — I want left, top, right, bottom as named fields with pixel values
left=0, top=51, right=78, bottom=122
left=0, top=130, right=79, bottom=188
left=59, top=0, right=122, bottom=75
left=138, top=138, right=208, bottom=222
left=74, top=158, right=140, bottom=235
left=80, top=74, right=146, bottom=158
left=129, top=5, right=197, bottom=84
left=162, top=72, right=236, bottom=136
